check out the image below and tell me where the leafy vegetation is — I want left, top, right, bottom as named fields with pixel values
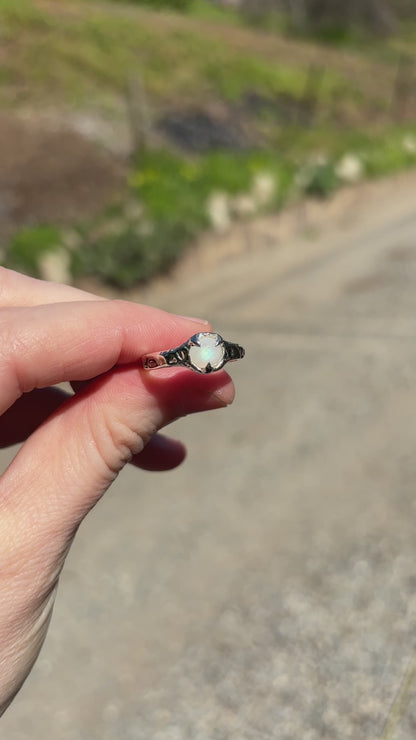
left=0, top=0, right=398, bottom=112
left=1, top=0, right=416, bottom=287
left=5, top=128, right=416, bottom=288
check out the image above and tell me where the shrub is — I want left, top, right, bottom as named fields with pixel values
left=71, top=218, right=195, bottom=289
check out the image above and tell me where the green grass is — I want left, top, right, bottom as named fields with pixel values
left=0, top=0, right=391, bottom=114
left=2, top=0, right=416, bottom=288
left=190, top=0, right=242, bottom=25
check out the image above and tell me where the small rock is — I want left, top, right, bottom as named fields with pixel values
left=335, top=154, right=364, bottom=184
left=39, top=249, right=71, bottom=284
left=251, top=171, right=276, bottom=207
left=206, top=191, right=231, bottom=233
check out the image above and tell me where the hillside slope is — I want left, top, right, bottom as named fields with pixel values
left=1, top=0, right=416, bottom=288
left=2, top=0, right=413, bottom=126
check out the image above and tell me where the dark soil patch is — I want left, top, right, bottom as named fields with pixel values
left=0, top=113, right=126, bottom=244
left=157, top=108, right=250, bottom=153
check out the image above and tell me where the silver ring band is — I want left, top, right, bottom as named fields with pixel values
left=142, top=332, right=245, bottom=374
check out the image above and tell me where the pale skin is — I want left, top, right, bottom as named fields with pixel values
left=0, top=267, right=235, bottom=715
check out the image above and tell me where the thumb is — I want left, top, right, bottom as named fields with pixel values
left=1, top=362, right=234, bottom=576
left=0, top=362, right=233, bottom=713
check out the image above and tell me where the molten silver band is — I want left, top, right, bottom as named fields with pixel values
left=142, top=332, right=245, bottom=374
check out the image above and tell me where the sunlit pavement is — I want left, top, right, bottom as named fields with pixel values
left=3, top=171, right=416, bottom=739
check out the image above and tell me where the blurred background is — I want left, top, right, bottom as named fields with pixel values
left=0, top=0, right=416, bottom=288
left=2, top=1, right=416, bottom=738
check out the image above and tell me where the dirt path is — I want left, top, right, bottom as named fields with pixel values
left=2, top=169, right=416, bottom=738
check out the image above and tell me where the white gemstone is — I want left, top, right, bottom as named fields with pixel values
left=189, top=333, right=225, bottom=372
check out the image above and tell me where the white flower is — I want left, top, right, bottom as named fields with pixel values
left=251, top=171, right=276, bottom=207
left=403, top=135, right=416, bottom=154
left=39, top=249, right=71, bottom=284
left=206, top=191, right=231, bottom=233
left=335, top=154, right=364, bottom=184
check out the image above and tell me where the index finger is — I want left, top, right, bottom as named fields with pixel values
left=0, top=267, right=102, bottom=307
left=0, top=300, right=210, bottom=413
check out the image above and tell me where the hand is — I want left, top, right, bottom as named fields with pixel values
left=0, top=268, right=235, bottom=714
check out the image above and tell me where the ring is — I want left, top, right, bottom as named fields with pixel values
left=142, top=332, right=245, bottom=374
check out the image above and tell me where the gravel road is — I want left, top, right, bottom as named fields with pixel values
left=2, top=171, right=416, bottom=739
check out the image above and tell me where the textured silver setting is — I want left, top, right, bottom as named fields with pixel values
left=142, top=332, right=245, bottom=374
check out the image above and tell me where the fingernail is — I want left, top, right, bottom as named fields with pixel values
left=179, top=315, right=210, bottom=325
left=210, top=381, right=235, bottom=408
left=210, top=391, right=228, bottom=408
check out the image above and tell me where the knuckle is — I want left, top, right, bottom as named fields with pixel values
left=88, top=405, right=148, bottom=476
